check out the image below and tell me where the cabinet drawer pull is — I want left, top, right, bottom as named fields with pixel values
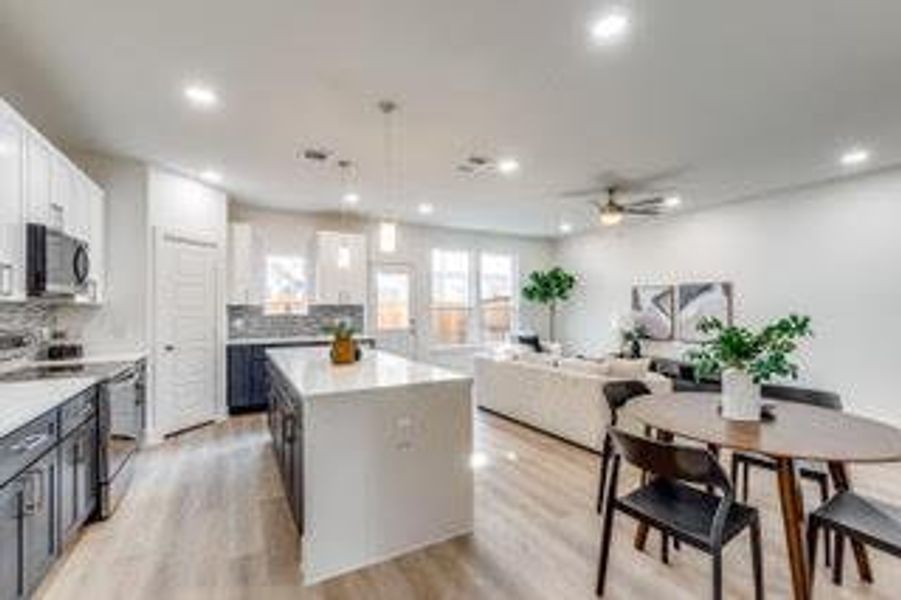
left=10, top=432, right=51, bottom=453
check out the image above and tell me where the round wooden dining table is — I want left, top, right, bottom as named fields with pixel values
left=621, top=392, right=901, bottom=600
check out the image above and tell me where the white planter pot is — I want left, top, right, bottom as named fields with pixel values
left=721, top=368, right=761, bottom=421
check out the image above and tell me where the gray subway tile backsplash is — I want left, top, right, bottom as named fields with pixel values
left=0, top=304, right=52, bottom=363
left=227, top=304, right=364, bottom=339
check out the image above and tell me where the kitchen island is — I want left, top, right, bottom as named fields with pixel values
left=265, top=347, right=474, bottom=585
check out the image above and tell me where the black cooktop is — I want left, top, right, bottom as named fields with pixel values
left=0, top=362, right=131, bottom=383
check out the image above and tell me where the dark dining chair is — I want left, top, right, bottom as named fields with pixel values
left=807, top=491, right=901, bottom=589
left=597, top=428, right=764, bottom=600
left=729, top=384, right=841, bottom=565
left=596, top=380, right=653, bottom=513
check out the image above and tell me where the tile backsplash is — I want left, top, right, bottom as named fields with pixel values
left=228, top=304, right=364, bottom=339
left=0, top=304, right=52, bottom=363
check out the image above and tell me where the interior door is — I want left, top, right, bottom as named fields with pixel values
left=154, top=231, right=219, bottom=435
left=373, top=264, right=417, bottom=358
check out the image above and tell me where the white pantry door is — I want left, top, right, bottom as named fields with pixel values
left=154, top=231, right=219, bottom=435
left=373, top=264, right=418, bottom=358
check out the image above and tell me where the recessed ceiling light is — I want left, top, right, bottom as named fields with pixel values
left=664, top=195, right=682, bottom=208
left=418, top=202, right=434, bottom=215
left=201, top=170, right=222, bottom=184
left=184, top=85, right=219, bottom=108
left=342, top=192, right=360, bottom=205
left=840, top=147, right=870, bottom=167
left=497, top=158, right=520, bottom=175
left=590, top=10, right=631, bottom=44
left=559, top=222, right=573, bottom=234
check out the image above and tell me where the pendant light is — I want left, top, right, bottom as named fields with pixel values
left=378, top=100, right=399, bottom=254
left=336, top=159, right=354, bottom=270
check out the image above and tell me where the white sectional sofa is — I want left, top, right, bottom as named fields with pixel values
left=473, top=352, right=672, bottom=451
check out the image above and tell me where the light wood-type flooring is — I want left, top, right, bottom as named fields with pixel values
left=37, top=411, right=901, bottom=599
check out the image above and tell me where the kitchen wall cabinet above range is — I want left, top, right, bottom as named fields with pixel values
left=228, top=222, right=261, bottom=305
left=0, top=98, right=106, bottom=304
left=313, top=231, right=367, bottom=305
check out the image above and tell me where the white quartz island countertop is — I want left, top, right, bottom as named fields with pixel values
left=265, top=347, right=474, bottom=586
left=266, top=347, right=470, bottom=398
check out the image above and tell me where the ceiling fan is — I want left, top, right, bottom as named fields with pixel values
left=560, top=169, right=684, bottom=227
left=589, top=186, right=676, bottom=226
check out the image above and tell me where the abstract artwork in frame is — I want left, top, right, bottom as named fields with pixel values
left=677, top=282, right=734, bottom=342
left=631, top=285, right=675, bottom=340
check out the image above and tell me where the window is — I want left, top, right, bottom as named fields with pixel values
left=376, top=270, right=411, bottom=331
left=431, top=249, right=470, bottom=345
left=264, top=255, right=308, bottom=314
left=479, top=253, right=516, bottom=343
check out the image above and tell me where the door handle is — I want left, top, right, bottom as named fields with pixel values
left=10, top=433, right=50, bottom=453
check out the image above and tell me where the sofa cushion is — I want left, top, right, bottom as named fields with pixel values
left=558, top=357, right=610, bottom=377
left=606, top=357, right=652, bottom=379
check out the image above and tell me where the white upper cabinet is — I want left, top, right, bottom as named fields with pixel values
left=0, top=102, right=25, bottom=300
left=25, top=131, right=51, bottom=226
left=2, top=97, right=106, bottom=303
left=228, top=222, right=260, bottom=304
left=314, top=231, right=368, bottom=305
left=83, top=183, right=106, bottom=303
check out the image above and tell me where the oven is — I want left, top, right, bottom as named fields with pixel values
left=26, top=223, right=90, bottom=297
left=97, top=360, right=145, bottom=519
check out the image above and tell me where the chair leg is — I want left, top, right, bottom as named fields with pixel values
left=596, top=460, right=620, bottom=597
left=832, top=533, right=844, bottom=586
left=660, top=532, right=670, bottom=565
left=807, top=519, right=819, bottom=595
left=730, top=455, right=740, bottom=497
left=818, top=478, right=831, bottom=567
left=751, top=519, right=764, bottom=600
left=712, top=551, right=723, bottom=600
left=742, top=462, right=750, bottom=503
left=596, top=435, right=611, bottom=514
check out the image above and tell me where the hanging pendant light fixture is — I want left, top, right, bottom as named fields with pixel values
left=378, top=100, right=399, bottom=254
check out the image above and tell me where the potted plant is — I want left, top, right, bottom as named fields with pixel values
left=521, top=267, right=577, bottom=342
left=686, top=314, right=812, bottom=421
left=323, top=319, right=360, bottom=365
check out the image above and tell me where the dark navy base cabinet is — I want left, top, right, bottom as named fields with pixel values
left=227, top=346, right=270, bottom=413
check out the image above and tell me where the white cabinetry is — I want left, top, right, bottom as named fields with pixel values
left=314, top=231, right=367, bottom=305
left=1, top=97, right=106, bottom=303
left=228, top=223, right=260, bottom=304
left=24, top=133, right=51, bottom=225
left=80, top=183, right=105, bottom=303
left=0, top=102, right=25, bottom=300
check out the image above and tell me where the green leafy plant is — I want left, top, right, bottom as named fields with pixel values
left=322, top=319, right=357, bottom=341
left=521, top=267, right=577, bottom=341
left=686, top=314, right=813, bottom=383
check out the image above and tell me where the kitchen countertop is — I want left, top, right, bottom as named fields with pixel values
left=0, top=352, right=146, bottom=438
left=266, top=347, right=469, bottom=399
left=0, top=378, right=98, bottom=438
left=227, top=335, right=375, bottom=347
left=29, top=351, right=148, bottom=368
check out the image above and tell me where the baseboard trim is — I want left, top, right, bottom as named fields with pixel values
left=476, top=406, right=600, bottom=455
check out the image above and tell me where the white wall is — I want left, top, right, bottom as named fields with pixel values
left=56, top=152, right=148, bottom=354
left=555, top=168, right=901, bottom=425
left=229, top=203, right=555, bottom=372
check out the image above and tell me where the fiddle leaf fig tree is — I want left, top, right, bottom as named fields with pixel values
left=687, top=314, right=813, bottom=383
left=522, top=267, right=577, bottom=342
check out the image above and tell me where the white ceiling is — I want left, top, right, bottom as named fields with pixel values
left=2, top=0, right=900, bottom=237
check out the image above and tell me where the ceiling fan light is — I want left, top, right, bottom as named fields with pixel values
left=599, top=210, right=623, bottom=226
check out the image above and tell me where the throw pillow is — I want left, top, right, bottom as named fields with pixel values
left=606, top=357, right=652, bottom=379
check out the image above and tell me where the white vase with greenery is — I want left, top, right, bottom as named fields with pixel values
left=687, top=314, right=813, bottom=422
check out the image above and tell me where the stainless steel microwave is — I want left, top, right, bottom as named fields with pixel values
left=26, top=223, right=90, bottom=297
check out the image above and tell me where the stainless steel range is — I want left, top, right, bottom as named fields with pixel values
left=0, top=360, right=146, bottom=518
